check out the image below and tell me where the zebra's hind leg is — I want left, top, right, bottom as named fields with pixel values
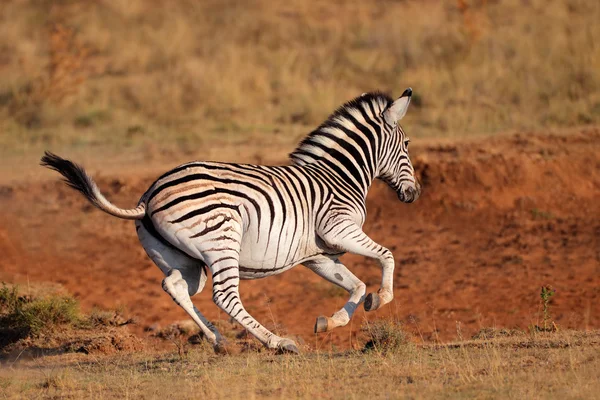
left=136, top=221, right=224, bottom=350
left=204, top=249, right=299, bottom=354
left=161, top=269, right=227, bottom=350
left=304, top=257, right=366, bottom=333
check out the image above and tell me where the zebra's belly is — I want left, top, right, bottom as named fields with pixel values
left=237, top=263, right=297, bottom=280
left=237, top=253, right=325, bottom=280
left=237, top=233, right=323, bottom=280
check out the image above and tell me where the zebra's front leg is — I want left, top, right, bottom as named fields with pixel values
left=304, top=257, right=366, bottom=333
left=319, top=219, right=395, bottom=312
left=207, top=253, right=299, bottom=354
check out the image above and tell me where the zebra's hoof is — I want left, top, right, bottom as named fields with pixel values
left=364, top=292, right=381, bottom=312
left=277, top=339, right=300, bottom=355
left=314, top=316, right=331, bottom=333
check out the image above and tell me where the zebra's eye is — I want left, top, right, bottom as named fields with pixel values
left=404, top=139, right=410, bottom=147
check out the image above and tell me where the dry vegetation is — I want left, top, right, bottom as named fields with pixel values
left=1, top=0, right=599, bottom=156
left=0, top=283, right=142, bottom=360
left=1, top=1, right=599, bottom=398
left=1, top=285, right=599, bottom=399
left=1, top=327, right=599, bottom=399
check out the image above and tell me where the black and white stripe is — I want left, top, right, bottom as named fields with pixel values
left=42, top=89, right=421, bottom=353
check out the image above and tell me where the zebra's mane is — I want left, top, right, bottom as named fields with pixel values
left=289, top=92, right=394, bottom=165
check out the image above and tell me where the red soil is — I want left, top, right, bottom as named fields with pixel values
left=1, top=128, right=599, bottom=349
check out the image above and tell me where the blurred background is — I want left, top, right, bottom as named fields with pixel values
left=1, top=0, right=599, bottom=154
left=0, top=0, right=598, bottom=348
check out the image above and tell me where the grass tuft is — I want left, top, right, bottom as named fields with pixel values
left=534, top=285, right=559, bottom=332
left=0, top=283, right=81, bottom=348
left=17, top=296, right=81, bottom=333
left=1, top=283, right=145, bottom=357
left=361, top=319, right=412, bottom=354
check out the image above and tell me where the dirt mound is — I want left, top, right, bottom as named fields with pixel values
left=1, top=330, right=143, bottom=361
left=65, top=331, right=143, bottom=355
left=0, top=283, right=143, bottom=360
left=0, top=128, right=598, bottom=349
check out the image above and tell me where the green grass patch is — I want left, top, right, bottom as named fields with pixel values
left=0, top=283, right=82, bottom=348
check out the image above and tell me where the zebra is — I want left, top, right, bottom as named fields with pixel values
left=41, top=88, right=421, bottom=354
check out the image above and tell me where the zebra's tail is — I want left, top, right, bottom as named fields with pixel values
left=40, top=151, right=146, bottom=220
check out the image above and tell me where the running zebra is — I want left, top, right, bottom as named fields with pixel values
left=41, top=89, right=421, bottom=354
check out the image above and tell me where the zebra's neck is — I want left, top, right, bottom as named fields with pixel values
left=289, top=92, right=393, bottom=201
left=292, top=153, right=375, bottom=202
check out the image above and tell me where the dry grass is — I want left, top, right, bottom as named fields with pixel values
left=0, top=330, right=599, bottom=399
left=1, top=0, right=599, bottom=156
left=4, top=284, right=597, bottom=399
left=1, top=287, right=598, bottom=399
left=0, top=282, right=82, bottom=347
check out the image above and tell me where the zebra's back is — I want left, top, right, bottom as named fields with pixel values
left=142, top=161, right=334, bottom=277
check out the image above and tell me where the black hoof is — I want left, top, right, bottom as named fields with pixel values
left=364, top=292, right=381, bottom=312
left=277, top=340, right=300, bottom=355
left=314, top=316, right=329, bottom=334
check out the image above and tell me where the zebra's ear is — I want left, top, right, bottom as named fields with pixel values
left=383, top=88, right=412, bottom=124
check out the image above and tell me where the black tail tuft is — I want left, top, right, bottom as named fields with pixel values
left=40, top=151, right=97, bottom=204
left=41, top=151, right=146, bottom=219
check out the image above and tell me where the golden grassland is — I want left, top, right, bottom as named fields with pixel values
left=0, top=0, right=599, bottom=157
left=1, top=285, right=599, bottom=399
left=1, top=331, right=599, bottom=399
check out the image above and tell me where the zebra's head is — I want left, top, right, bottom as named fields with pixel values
left=377, top=88, right=421, bottom=203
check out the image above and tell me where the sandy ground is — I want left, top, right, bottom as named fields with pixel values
left=0, top=127, right=598, bottom=349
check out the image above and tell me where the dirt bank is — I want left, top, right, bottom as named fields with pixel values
left=1, top=127, right=598, bottom=348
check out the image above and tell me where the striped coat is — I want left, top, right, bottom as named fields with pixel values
left=41, top=89, right=420, bottom=353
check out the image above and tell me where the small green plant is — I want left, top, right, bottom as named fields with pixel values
left=540, top=285, right=557, bottom=331
left=0, top=283, right=25, bottom=313
left=530, top=285, right=558, bottom=333
left=19, top=296, right=81, bottom=334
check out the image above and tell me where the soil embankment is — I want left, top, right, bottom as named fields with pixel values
left=0, top=128, right=598, bottom=348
